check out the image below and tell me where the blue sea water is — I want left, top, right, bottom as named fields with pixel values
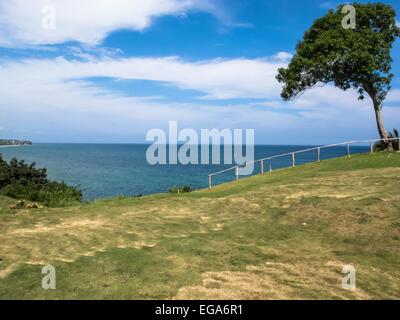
left=0, top=143, right=370, bottom=200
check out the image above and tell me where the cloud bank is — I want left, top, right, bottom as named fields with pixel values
left=0, top=0, right=212, bottom=47
left=1, top=53, right=398, bottom=144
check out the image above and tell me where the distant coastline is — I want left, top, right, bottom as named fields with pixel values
left=0, top=139, right=32, bottom=146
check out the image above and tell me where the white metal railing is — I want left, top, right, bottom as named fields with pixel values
left=208, top=137, right=400, bottom=189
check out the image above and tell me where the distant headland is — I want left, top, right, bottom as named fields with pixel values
left=0, top=139, right=32, bottom=146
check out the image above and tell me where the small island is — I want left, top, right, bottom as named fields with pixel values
left=0, top=139, right=32, bottom=146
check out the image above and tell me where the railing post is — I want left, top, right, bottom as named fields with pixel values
left=208, top=175, right=212, bottom=190
left=347, top=142, right=350, bottom=157
left=269, top=163, right=272, bottom=173
left=398, top=138, right=400, bottom=152
left=292, top=152, right=295, bottom=167
left=235, top=166, right=239, bottom=180
left=261, top=160, right=264, bottom=175
left=370, top=140, right=373, bottom=153
left=317, top=147, right=320, bottom=163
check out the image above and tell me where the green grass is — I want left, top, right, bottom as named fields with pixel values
left=0, top=152, right=399, bottom=299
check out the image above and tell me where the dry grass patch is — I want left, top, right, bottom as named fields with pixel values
left=173, top=259, right=376, bottom=300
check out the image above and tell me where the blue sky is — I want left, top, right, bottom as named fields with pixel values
left=0, top=0, right=399, bottom=144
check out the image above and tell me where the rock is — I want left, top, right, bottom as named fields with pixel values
left=26, top=202, right=42, bottom=209
left=10, top=199, right=26, bottom=209
left=16, top=199, right=25, bottom=206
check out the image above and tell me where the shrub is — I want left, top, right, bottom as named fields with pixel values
left=0, top=154, right=82, bottom=207
left=168, top=185, right=193, bottom=193
left=374, top=129, right=399, bottom=151
left=0, top=156, right=47, bottom=189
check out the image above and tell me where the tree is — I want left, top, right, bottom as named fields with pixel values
left=276, top=2, right=400, bottom=150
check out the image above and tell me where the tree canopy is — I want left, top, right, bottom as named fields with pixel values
left=276, top=2, right=400, bottom=106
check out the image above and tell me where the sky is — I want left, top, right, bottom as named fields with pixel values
left=0, top=0, right=399, bottom=145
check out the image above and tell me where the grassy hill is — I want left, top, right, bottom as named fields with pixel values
left=0, top=152, right=399, bottom=299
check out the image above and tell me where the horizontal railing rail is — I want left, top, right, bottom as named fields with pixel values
left=208, top=137, right=400, bottom=189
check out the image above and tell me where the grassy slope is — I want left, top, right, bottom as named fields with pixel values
left=0, top=152, right=399, bottom=299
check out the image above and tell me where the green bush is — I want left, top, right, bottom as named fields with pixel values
left=374, top=129, right=399, bottom=151
left=168, top=185, right=193, bottom=193
left=0, top=154, right=82, bottom=207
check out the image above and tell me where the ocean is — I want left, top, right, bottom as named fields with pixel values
left=0, top=143, right=370, bottom=200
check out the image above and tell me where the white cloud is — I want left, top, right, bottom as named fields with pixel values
left=387, top=89, right=400, bottom=102
left=0, top=0, right=210, bottom=47
left=0, top=54, right=399, bottom=144
left=271, top=52, right=293, bottom=62
left=0, top=55, right=286, bottom=100
left=0, top=54, right=287, bottom=141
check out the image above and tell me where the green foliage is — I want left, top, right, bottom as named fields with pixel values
left=0, top=154, right=82, bottom=207
left=0, top=156, right=47, bottom=189
left=276, top=2, right=400, bottom=104
left=115, top=193, right=142, bottom=200
left=168, top=185, right=193, bottom=193
left=374, top=128, right=399, bottom=151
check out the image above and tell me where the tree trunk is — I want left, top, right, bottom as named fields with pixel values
left=373, top=101, right=393, bottom=151
left=366, top=88, right=393, bottom=151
